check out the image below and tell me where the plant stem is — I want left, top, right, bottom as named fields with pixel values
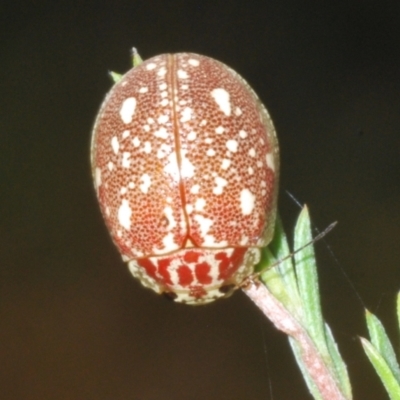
left=243, top=279, right=347, bottom=400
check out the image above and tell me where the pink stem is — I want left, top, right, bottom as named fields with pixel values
left=243, top=280, right=347, bottom=400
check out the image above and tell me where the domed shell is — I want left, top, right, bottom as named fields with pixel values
left=91, top=52, right=279, bottom=303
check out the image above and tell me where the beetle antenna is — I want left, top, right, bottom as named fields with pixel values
left=242, top=221, right=337, bottom=286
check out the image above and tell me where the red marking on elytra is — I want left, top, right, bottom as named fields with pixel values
left=217, top=248, right=247, bottom=280
left=177, top=265, right=193, bottom=286
left=195, top=262, right=212, bottom=285
left=137, top=258, right=157, bottom=280
left=183, top=250, right=201, bottom=263
left=157, top=258, right=174, bottom=286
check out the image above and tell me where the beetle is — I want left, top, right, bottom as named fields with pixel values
left=91, top=50, right=279, bottom=304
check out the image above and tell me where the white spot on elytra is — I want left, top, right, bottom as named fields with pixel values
left=157, top=114, right=169, bottom=124
left=211, top=88, right=231, bottom=116
left=163, top=206, right=176, bottom=230
left=164, top=152, right=180, bottom=180
left=146, top=63, right=156, bottom=70
left=139, top=87, right=148, bottom=93
left=199, top=119, right=207, bottom=126
left=186, top=204, right=193, bottom=214
left=122, top=130, right=130, bottom=138
left=154, top=127, right=168, bottom=139
left=188, top=59, right=200, bottom=66
left=181, top=151, right=195, bottom=178
left=215, top=126, right=224, bottom=134
left=119, top=97, right=137, bottom=124
left=122, top=152, right=131, bottom=168
left=177, top=69, right=188, bottom=79
left=128, top=182, right=135, bottom=189
left=249, top=148, right=256, bottom=157
left=226, top=139, right=238, bottom=152
left=180, top=107, right=192, bottom=123
left=240, top=189, right=255, bottom=216
left=248, top=167, right=254, bottom=175
left=206, top=148, right=216, bottom=157
left=159, top=83, right=167, bottom=90
left=205, top=138, right=213, bottom=144
left=239, top=130, right=247, bottom=139
left=235, top=107, right=242, bottom=116
left=111, top=136, right=119, bottom=154
left=221, top=159, right=231, bottom=170
left=181, top=84, right=189, bottom=90
left=160, top=99, right=169, bottom=107
left=190, top=184, right=200, bottom=194
left=187, top=131, right=197, bottom=141
left=160, top=91, right=167, bottom=98
left=147, top=118, right=155, bottom=124
left=143, top=141, right=151, bottom=154
left=118, top=199, right=132, bottom=230
left=266, top=153, right=275, bottom=171
left=195, top=198, right=206, bottom=211
left=194, top=214, right=213, bottom=237
left=143, top=125, right=150, bottom=132
left=95, top=168, right=101, bottom=188
left=108, top=161, right=114, bottom=171
left=213, top=176, right=228, bottom=195
left=120, top=187, right=127, bottom=195
left=132, top=137, right=140, bottom=147
left=162, top=232, right=177, bottom=252
left=157, top=67, right=167, bottom=77
left=139, top=174, right=151, bottom=193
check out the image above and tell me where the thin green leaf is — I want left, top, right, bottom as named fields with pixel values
left=272, top=216, right=300, bottom=303
left=258, top=251, right=294, bottom=311
left=109, top=70, right=123, bottom=83
left=293, top=206, right=327, bottom=356
left=361, top=338, right=400, bottom=400
left=131, top=47, right=143, bottom=67
left=258, top=216, right=301, bottom=316
left=397, top=292, right=400, bottom=335
left=365, top=310, right=400, bottom=382
left=324, top=324, right=352, bottom=399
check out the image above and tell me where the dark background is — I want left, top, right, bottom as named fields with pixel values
left=1, top=1, right=400, bottom=399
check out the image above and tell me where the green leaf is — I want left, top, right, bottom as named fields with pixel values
left=361, top=338, right=400, bottom=400
left=324, top=323, right=352, bottom=399
left=365, top=310, right=400, bottom=382
left=397, top=292, right=400, bottom=334
left=258, top=216, right=301, bottom=316
left=272, top=216, right=300, bottom=306
left=293, top=206, right=328, bottom=357
left=132, top=47, right=143, bottom=67
left=109, top=70, right=123, bottom=83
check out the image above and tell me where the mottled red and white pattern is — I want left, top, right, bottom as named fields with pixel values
left=91, top=53, right=279, bottom=304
